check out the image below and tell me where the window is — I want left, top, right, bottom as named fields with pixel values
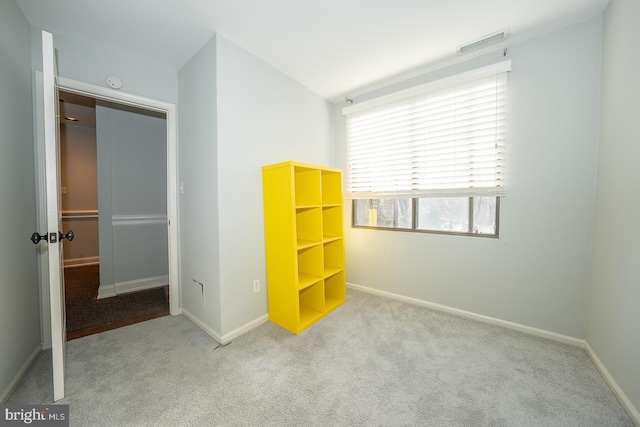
left=353, top=198, right=413, bottom=229
left=344, top=61, right=509, bottom=237
left=353, top=197, right=499, bottom=237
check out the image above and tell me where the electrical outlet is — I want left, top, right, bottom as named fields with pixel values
left=253, top=279, right=260, bottom=293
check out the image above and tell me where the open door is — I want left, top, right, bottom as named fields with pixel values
left=36, top=30, right=69, bottom=402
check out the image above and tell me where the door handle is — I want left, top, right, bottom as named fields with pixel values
left=30, top=230, right=74, bottom=244
left=59, top=230, right=74, bottom=241
left=30, top=232, right=48, bottom=244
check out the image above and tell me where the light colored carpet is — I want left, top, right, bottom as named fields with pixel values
left=8, top=289, right=634, bottom=426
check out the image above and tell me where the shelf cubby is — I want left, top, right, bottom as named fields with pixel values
left=294, top=166, right=321, bottom=207
left=321, top=170, right=343, bottom=205
left=323, top=239, right=344, bottom=278
left=296, top=207, right=322, bottom=245
left=297, top=244, right=324, bottom=290
left=299, top=281, right=325, bottom=329
left=322, top=206, right=343, bottom=241
left=325, top=271, right=346, bottom=310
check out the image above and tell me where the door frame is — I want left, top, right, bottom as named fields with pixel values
left=37, top=76, right=180, bottom=346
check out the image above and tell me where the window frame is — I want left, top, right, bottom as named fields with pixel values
left=352, top=197, right=500, bottom=238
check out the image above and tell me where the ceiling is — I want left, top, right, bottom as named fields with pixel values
left=16, top=0, right=609, bottom=103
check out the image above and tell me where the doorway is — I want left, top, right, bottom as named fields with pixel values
left=59, top=90, right=170, bottom=340
left=38, top=75, right=179, bottom=349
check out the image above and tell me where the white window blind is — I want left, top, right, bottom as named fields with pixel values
left=344, top=61, right=510, bottom=199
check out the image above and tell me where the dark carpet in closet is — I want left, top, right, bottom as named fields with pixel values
left=64, top=265, right=169, bottom=340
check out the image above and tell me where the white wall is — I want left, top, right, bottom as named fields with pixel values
left=178, top=36, right=223, bottom=333
left=215, top=35, right=333, bottom=334
left=588, top=0, right=640, bottom=416
left=333, top=17, right=603, bottom=339
left=0, top=0, right=40, bottom=401
left=30, top=29, right=178, bottom=105
left=177, top=34, right=333, bottom=338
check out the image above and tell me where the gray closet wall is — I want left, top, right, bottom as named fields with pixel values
left=60, top=123, right=99, bottom=266
left=96, top=102, right=168, bottom=297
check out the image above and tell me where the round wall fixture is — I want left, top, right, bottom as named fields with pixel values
left=106, top=76, right=123, bottom=90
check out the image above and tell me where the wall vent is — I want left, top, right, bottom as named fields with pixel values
left=457, top=29, right=510, bottom=55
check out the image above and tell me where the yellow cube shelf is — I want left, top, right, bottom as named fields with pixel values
left=262, top=161, right=346, bottom=334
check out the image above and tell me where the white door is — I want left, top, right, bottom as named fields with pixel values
left=41, top=30, right=67, bottom=402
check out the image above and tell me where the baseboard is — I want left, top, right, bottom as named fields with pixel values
left=115, top=275, right=169, bottom=295
left=0, top=344, right=42, bottom=404
left=220, top=314, right=269, bottom=344
left=180, top=309, right=269, bottom=346
left=97, top=276, right=168, bottom=299
left=180, top=308, right=223, bottom=344
left=346, top=282, right=585, bottom=347
left=584, top=342, right=640, bottom=426
left=97, top=284, right=116, bottom=299
left=63, top=256, right=99, bottom=268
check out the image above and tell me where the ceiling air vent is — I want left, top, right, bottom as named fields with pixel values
left=457, top=29, right=510, bottom=55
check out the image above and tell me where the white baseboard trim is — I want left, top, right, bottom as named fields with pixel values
left=1, top=344, right=42, bottom=404
left=180, top=309, right=269, bottom=346
left=221, top=314, right=269, bottom=344
left=346, top=282, right=585, bottom=348
left=97, top=283, right=116, bottom=299
left=97, top=275, right=169, bottom=299
left=115, top=275, right=169, bottom=295
left=584, top=342, right=640, bottom=426
left=64, top=256, right=99, bottom=268
left=180, top=308, right=223, bottom=344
